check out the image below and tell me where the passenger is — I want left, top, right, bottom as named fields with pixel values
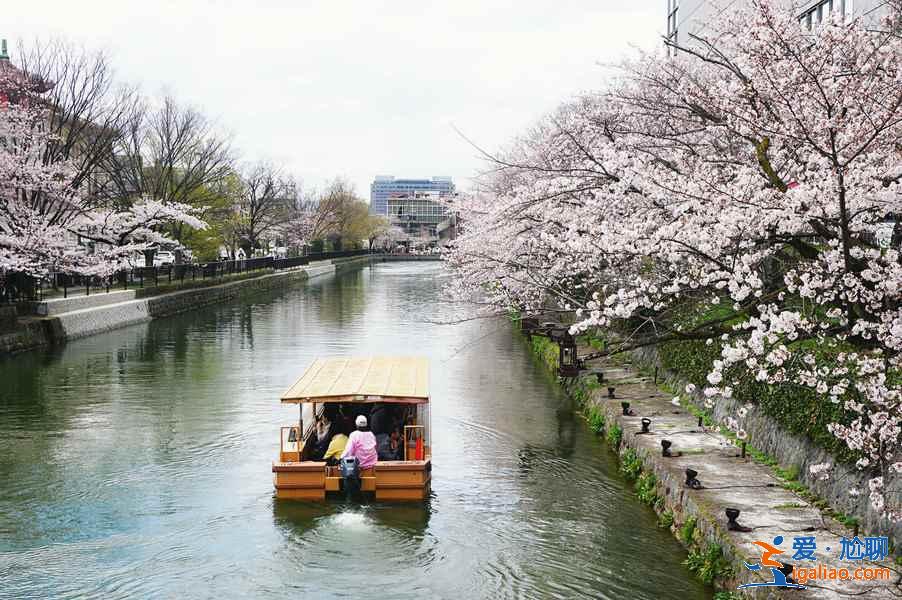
left=341, top=415, right=378, bottom=469
left=376, top=428, right=403, bottom=461
left=369, top=403, right=394, bottom=436
left=304, top=414, right=335, bottom=461
left=323, top=432, right=349, bottom=465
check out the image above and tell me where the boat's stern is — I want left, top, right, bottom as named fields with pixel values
left=272, top=460, right=431, bottom=501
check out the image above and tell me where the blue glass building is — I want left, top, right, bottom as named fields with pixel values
left=370, top=176, right=455, bottom=215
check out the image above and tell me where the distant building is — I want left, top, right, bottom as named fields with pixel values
left=0, top=38, right=25, bottom=104
left=370, top=176, right=454, bottom=216
left=436, top=213, right=459, bottom=247
left=0, top=38, right=53, bottom=103
left=387, top=191, right=453, bottom=241
left=666, top=0, right=891, bottom=55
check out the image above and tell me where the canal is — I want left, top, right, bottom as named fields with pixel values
left=0, top=262, right=709, bottom=599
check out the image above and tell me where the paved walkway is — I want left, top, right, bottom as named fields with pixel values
left=586, top=357, right=899, bottom=598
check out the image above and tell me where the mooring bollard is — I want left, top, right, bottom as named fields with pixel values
left=661, top=439, right=672, bottom=457
left=725, top=507, right=753, bottom=532
left=685, top=468, right=702, bottom=489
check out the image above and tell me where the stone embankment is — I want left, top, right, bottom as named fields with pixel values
left=631, top=346, right=902, bottom=547
left=534, top=340, right=899, bottom=598
left=0, top=254, right=431, bottom=356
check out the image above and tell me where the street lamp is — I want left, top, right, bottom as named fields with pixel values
left=557, top=331, right=580, bottom=377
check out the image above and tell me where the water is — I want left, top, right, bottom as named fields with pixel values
left=0, top=262, right=709, bottom=599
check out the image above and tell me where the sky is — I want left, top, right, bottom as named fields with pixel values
left=4, top=1, right=664, bottom=199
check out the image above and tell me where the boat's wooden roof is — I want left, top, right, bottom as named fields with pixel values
left=280, top=356, right=430, bottom=404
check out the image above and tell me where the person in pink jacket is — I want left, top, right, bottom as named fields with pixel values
left=341, top=414, right=378, bottom=469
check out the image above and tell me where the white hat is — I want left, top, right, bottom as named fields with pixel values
left=355, top=415, right=368, bottom=428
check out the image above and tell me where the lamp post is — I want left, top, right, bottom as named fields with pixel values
left=556, top=331, right=580, bottom=377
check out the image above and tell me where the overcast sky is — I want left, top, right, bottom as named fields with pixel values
left=4, top=1, right=663, bottom=198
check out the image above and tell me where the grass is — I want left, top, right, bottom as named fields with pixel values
left=773, top=463, right=800, bottom=482
left=685, top=543, right=733, bottom=585
left=531, top=336, right=560, bottom=371
left=680, top=516, right=698, bottom=545
left=659, top=510, right=674, bottom=529
left=585, top=405, right=605, bottom=433
left=606, top=423, right=623, bottom=447
left=635, top=471, right=658, bottom=506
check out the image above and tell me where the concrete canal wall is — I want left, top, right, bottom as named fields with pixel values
left=0, top=254, right=420, bottom=356
left=526, top=335, right=898, bottom=598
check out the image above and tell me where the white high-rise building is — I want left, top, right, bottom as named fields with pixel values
left=369, top=176, right=455, bottom=216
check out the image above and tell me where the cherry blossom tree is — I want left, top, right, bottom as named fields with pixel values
left=1, top=90, right=207, bottom=280
left=0, top=95, right=84, bottom=278
left=69, top=198, right=207, bottom=276
left=447, top=1, right=902, bottom=520
left=370, top=224, right=406, bottom=251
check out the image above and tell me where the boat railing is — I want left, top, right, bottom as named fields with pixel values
left=403, top=425, right=426, bottom=461
left=280, top=426, right=301, bottom=462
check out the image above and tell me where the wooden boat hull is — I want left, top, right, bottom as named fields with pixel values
left=272, top=459, right=431, bottom=501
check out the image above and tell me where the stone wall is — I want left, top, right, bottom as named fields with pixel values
left=631, top=345, right=901, bottom=544
left=0, top=262, right=332, bottom=355
left=35, top=289, right=137, bottom=316
left=333, top=255, right=378, bottom=273
left=56, top=298, right=152, bottom=341
left=0, top=320, right=49, bottom=355
left=370, top=254, right=441, bottom=262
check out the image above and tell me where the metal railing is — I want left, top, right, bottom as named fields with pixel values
left=1, top=249, right=374, bottom=303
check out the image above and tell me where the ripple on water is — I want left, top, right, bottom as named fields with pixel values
left=0, top=264, right=709, bottom=600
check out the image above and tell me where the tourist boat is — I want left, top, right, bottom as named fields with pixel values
left=272, top=356, right=432, bottom=501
